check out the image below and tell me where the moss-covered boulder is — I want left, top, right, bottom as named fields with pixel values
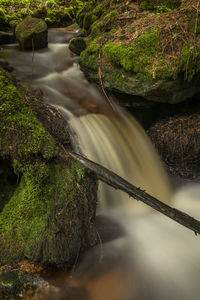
left=76, top=0, right=200, bottom=104
left=69, top=37, right=87, bottom=55
left=15, top=16, right=48, bottom=50
left=0, top=67, right=97, bottom=265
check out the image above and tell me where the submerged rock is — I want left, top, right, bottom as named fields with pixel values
left=0, top=270, right=49, bottom=299
left=69, top=37, right=86, bottom=55
left=0, top=67, right=97, bottom=266
left=15, top=16, right=48, bottom=50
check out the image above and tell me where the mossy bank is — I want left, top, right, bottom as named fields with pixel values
left=69, top=0, right=200, bottom=104
left=0, top=67, right=97, bottom=266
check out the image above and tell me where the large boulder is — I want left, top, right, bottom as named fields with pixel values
left=0, top=67, right=97, bottom=266
left=77, top=0, right=200, bottom=104
left=15, top=16, right=48, bottom=50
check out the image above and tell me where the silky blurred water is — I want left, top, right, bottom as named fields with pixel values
left=1, top=29, right=200, bottom=300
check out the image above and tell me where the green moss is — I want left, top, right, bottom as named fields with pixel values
left=0, top=67, right=97, bottom=265
left=104, top=68, right=129, bottom=91
left=0, top=159, right=17, bottom=212
left=15, top=16, right=47, bottom=47
left=188, top=12, right=200, bottom=34
left=80, top=41, right=100, bottom=71
left=45, top=6, right=72, bottom=26
left=0, top=158, right=91, bottom=264
left=140, top=0, right=176, bottom=11
left=93, top=5, right=106, bottom=17
left=103, top=27, right=160, bottom=78
left=126, top=26, right=136, bottom=33
left=0, top=67, right=55, bottom=159
left=69, top=37, right=86, bottom=55
left=156, top=60, right=175, bottom=79
left=104, top=10, right=118, bottom=20
left=179, top=45, right=200, bottom=81
left=0, top=8, right=8, bottom=26
left=91, top=20, right=103, bottom=38
left=83, top=12, right=98, bottom=32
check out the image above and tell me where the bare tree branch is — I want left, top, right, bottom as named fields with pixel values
left=68, top=151, right=200, bottom=236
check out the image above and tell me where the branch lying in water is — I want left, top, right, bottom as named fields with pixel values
left=68, top=150, right=200, bottom=236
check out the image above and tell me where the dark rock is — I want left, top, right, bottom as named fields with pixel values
left=0, top=31, right=16, bottom=45
left=0, top=270, right=49, bottom=299
left=69, top=37, right=86, bottom=56
left=15, top=16, right=48, bottom=50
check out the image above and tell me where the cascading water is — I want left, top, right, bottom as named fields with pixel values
left=69, top=109, right=171, bottom=213
left=1, top=29, right=200, bottom=300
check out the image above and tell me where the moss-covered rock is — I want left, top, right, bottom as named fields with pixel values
left=76, top=0, right=200, bottom=104
left=0, top=68, right=97, bottom=265
left=45, top=6, right=72, bottom=27
left=102, top=27, right=160, bottom=75
left=0, top=270, right=49, bottom=299
left=69, top=37, right=86, bottom=55
left=80, top=41, right=100, bottom=71
left=15, top=16, right=48, bottom=50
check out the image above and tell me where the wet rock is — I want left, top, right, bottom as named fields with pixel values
left=0, top=31, right=15, bottom=45
left=80, top=46, right=200, bottom=104
left=69, top=37, right=86, bottom=56
left=15, top=16, right=48, bottom=50
left=0, top=270, right=49, bottom=299
left=148, top=111, right=200, bottom=178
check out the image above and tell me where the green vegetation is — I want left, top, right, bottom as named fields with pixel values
left=0, top=67, right=54, bottom=159
left=103, top=27, right=160, bottom=78
left=91, top=20, right=103, bottom=38
left=80, top=41, right=100, bottom=71
left=140, top=0, right=176, bottom=11
left=0, top=159, right=91, bottom=264
left=179, top=45, right=200, bottom=81
left=0, top=67, right=96, bottom=265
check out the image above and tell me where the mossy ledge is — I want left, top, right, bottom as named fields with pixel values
left=77, top=0, right=200, bottom=104
left=0, top=67, right=97, bottom=265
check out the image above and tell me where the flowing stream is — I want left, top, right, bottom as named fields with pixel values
left=1, top=29, right=200, bottom=300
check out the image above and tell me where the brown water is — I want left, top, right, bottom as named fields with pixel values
left=1, top=29, right=200, bottom=300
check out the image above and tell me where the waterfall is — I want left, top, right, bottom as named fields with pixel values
left=2, top=34, right=200, bottom=300
left=70, top=108, right=172, bottom=214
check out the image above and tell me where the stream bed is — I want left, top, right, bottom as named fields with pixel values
left=1, top=28, right=200, bottom=300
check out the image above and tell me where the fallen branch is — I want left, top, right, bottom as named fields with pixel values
left=68, top=150, right=200, bottom=236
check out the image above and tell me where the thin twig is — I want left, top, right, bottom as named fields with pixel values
left=194, top=0, right=200, bottom=56
left=31, top=38, right=35, bottom=85
left=98, top=52, right=116, bottom=112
